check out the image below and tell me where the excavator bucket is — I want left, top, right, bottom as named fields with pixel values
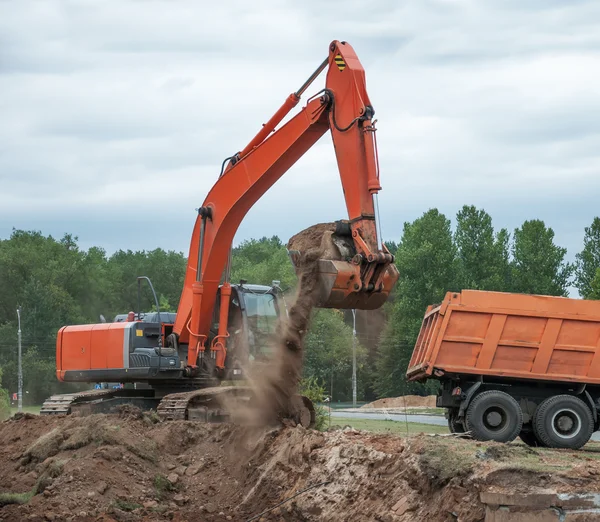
left=287, top=226, right=399, bottom=310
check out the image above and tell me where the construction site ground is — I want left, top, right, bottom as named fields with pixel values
left=2, top=409, right=600, bottom=521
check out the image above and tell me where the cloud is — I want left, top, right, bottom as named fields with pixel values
left=1, top=0, right=599, bottom=298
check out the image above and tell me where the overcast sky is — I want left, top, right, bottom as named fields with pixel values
left=1, top=0, right=599, bottom=273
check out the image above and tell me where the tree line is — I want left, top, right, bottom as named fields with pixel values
left=0, top=207, right=599, bottom=414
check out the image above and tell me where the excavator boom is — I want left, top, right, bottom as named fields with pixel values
left=173, top=40, right=399, bottom=371
left=44, top=40, right=398, bottom=427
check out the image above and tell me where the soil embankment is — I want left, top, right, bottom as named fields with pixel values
left=3, top=411, right=600, bottom=521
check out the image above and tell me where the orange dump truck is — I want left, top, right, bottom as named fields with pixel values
left=406, top=290, right=600, bottom=449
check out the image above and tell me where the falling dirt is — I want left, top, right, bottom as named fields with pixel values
left=248, top=223, right=346, bottom=426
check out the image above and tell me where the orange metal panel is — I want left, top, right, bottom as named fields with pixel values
left=588, top=335, right=600, bottom=379
left=446, top=311, right=491, bottom=340
left=59, top=322, right=130, bottom=373
left=547, top=350, right=593, bottom=377
left=60, top=325, right=92, bottom=371
left=476, top=314, right=507, bottom=369
left=90, top=324, right=111, bottom=369
left=407, top=290, right=600, bottom=385
left=499, top=315, right=547, bottom=345
left=556, top=320, right=600, bottom=349
left=56, top=327, right=65, bottom=381
left=424, top=309, right=453, bottom=375
left=530, top=319, right=562, bottom=374
left=106, top=323, right=128, bottom=368
left=490, top=345, right=538, bottom=372
left=436, top=341, right=482, bottom=368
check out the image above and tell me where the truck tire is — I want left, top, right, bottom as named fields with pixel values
left=465, top=390, right=523, bottom=443
left=518, top=429, right=545, bottom=447
left=447, top=410, right=466, bottom=434
left=533, top=395, right=593, bottom=450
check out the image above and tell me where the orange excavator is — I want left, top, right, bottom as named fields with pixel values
left=40, top=40, right=399, bottom=425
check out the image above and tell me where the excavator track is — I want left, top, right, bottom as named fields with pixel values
left=40, top=388, right=159, bottom=416
left=156, top=386, right=316, bottom=428
left=40, top=386, right=316, bottom=428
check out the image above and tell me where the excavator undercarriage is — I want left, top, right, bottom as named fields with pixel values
left=41, top=386, right=316, bottom=427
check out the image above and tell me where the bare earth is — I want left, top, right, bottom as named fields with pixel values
left=2, top=410, right=600, bottom=521
left=362, top=395, right=438, bottom=409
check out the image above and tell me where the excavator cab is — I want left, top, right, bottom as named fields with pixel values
left=209, top=282, right=283, bottom=379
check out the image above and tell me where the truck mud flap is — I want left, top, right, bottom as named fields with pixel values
left=458, top=381, right=482, bottom=419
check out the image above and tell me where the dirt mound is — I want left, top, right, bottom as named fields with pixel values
left=362, top=395, right=437, bottom=409
left=287, top=222, right=337, bottom=254
left=4, top=413, right=600, bottom=521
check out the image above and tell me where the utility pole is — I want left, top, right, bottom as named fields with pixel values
left=16, top=306, right=22, bottom=413
left=351, top=309, right=357, bottom=408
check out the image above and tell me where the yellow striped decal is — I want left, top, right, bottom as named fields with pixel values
left=334, top=54, right=346, bottom=71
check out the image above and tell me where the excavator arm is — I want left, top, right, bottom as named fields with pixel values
left=172, top=40, right=399, bottom=372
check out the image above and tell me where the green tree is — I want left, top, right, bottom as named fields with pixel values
left=454, top=205, right=510, bottom=290
left=575, top=217, right=600, bottom=299
left=511, top=220, right=573, bottom=296
left=303, top=309, right=367, bottom=402
left=383, top=240, right=399, bottom=255
left=104, top=248, right=186, bottom=318
left=375, top=209, right=458, bottom=397
left=230, top=236, right=296, bottom=291
left=588, top=268, right=600, bottom=300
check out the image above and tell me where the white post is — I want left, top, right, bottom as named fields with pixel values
left=352, top=309, right=357, bottom=408
left=16, top=307, right=22, bottom=413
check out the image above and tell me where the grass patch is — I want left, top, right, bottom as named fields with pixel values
left=0, top=491, right=34, bottom=507
left=23, top=418, right=158, bottom=466
left=113, top=499, right=142, bottom=512
left=332, top=417, right=449, bottom=435
left=0, top=458, right=65, bottom=507
left=418, top=437, right=477, bottom=484
left=10, top=406, right=41, bottom=416
left=153, top=474, right=176, bottom=499
left=416, top=437, right=600, bottom=485
left=404, top=408, right=445, bottom=415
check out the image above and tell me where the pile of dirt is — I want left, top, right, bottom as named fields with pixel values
left=287, top=223, right=337, bottom=257
left=362, top=395, right=437, bottom=409
left=3, top=412, right=600, bottom=521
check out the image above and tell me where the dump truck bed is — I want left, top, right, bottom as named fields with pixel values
left=407, top=290, right=600, bottom=385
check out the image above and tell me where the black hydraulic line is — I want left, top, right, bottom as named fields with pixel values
left=196, top=212, right=207, bottom=281
left=295, top=57, right=328, bottom=98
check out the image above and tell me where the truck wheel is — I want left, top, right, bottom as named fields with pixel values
left=519, top=429, right=545, bottom=447
left=447, top=410, right=466, bottom=434
left=465, top=390, right=523, bottom=443
left=533, top=395, right=593, bottom=450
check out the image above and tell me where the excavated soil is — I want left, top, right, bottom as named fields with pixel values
left=3, top=412, right=600, bottom=522
left=286, top=223, right=337, bottom=256
left=362, top=396, right=437, bottom=409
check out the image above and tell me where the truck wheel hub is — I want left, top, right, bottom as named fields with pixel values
left=552, top=409, right=580, bottom=438
left=484, top=408, right=504, bottom=429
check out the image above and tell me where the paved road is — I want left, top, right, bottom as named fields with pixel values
left=331, top=411, right=447, bottom=426
left=330, top=410, right=600, bottom=441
